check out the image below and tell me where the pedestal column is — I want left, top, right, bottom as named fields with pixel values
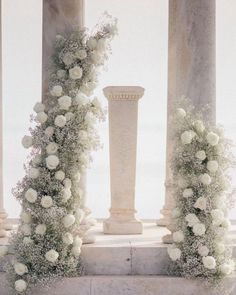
left=103, top=86, right=144, bottom=235
left=158, top=0, right=216, bottom=238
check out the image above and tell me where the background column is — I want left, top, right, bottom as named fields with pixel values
left=158, top=0, right=216, bottom=229
left=103, top=86, right=144, bottom=235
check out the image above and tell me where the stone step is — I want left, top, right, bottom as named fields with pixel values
left=1, top=273, right=236, bottom=295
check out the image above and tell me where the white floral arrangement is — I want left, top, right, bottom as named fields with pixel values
left=5, top=13, right=117, bottom=294
left=167, top=101, right=235, bottom=284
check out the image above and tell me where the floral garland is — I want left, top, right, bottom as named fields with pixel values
left=167, top=102, right=235, bottom=284
left=3, top=13, right=117, bottom=294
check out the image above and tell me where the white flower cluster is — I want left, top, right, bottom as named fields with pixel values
left=11, top=13, right=117, bottom=293
left=168, top=105, right=235, bottom=283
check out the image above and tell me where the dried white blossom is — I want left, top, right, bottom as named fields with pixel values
left=199, top=173, right=211, bottom=185
left=14, top=262, right=28, bottom=276
left=41, top=196, right=53, bottom=208
left=15, top=279, right=27, bottom=292
left=69, top=66, right=83, bottom=80
left=206, top=132, right=219, bottom=146
left=46, top=155, right=59, bottom=170
left=195, top=150, right=206, bottom=161
left=192, top=223, right=206, bottom=236
left=22, top=135, right=33, bottom=149
left=63, top=214, right=75, bottom=228
left=54, top=115, right=66, bottom=127
left=194, top=197, right=207, bottom=210
left=58, top=95, right=72, bottom=110
left=25, top=188, right=37, bottom=203
left=207, top=160, right=219, bottom=173
left=183, top=188, right=193, bottom=198
left=50, top=85, right=63, bottom=97
left=55, top=170, right=65, bottom=181
left=202, top=256, right=216, bottom=270
left=33, top=102, right=45, bottom=113
left=45, top=249, right=59, bottom=263
left=173, top=230, right=184, bottom=243
left=35, top=224, right=47, bottom=235
left=36, top=112, right=48, bottom=124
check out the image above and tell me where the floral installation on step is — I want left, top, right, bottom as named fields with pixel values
left=167, top=100, right=235, bottom=284
left=3, top=12, right=117, bottom=294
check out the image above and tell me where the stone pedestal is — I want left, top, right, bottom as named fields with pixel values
left=103, top=86, right=144, bottom=235
left=158, top=0, right=216, bottom=234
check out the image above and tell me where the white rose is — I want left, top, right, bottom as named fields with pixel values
left=178, top=177, right=188, bottom=188
left=80, top=83, right=94, bottom=96
left=194, top=197, right=207, bottom=210
left=185, top=213, right=199, bottom=227
left=207, top=160, right=219, bottom=173
left=75, top=49, right=87, bottom=60
left=85, top=112, right=96, bottom=125
left=69, top=66, right=83, bottom=80
left=65, top=112, right=75, bottom=121
left=57, top=69, right=66, bottom=79
left=63, top=178, right=72, bottom=189
left=14, top=262, right=28, bottom=276
left=33, top=102, right=45, bottom=113
left=87, top=37, right=97, bottom=50
left=173, top=230, right=184, bottom=243
left=63, top=214, right=75, bottom=228
left=45, top=126, right=54, bottom=137
left=176, top=108, right=186, bottom=119
left=74, top=92, right=89, bottom=106
left=183, top=188, right=193, bottom=198
left=23, top=237, right=33, bottom=245
left=21, top=212, right=32, bottom=224
left=167, top=246, right=181, bottom=261
left=0, top=245, right=8, bottom=257
left=198, top=245, right=209, bottom=257
left=45, top=143, right=58, bottom=155
left=219, top=263, right=233, bottom=275
left=215, top=242, right=225, bottom=254
left=58, top=95, right=72, bottom=110
left=41, top=196, right=53, bottom=208
left=71, top=246, right=81, bottom=257
left=195, top=150, right=206, bottom=161
left=46, top=155, right=59, bottom=170
left=50, top=85, right=63, bottom=97
left=45, top=249, right=59, bottom=263
left=199, top=173, right=211, bottom=185
left=29, top=167, right=40, bottom=179
left=25, top=188, right=37, bottom=203
left=192, top=223, right=206, bottom=236
left=221, top=177, right=231, bottom=191
left=22, top=135, right=33, bottom=149
left=202, top=256, right=216, bottom=270
left=181, top=130, right=195, bottom=144
left=61, top=189, right=72, bottom=203
left=63, top=52, right=75, bottom=66
left=55, top=170, right=65, bottom=181
left=75, top=208, right=85, bottom=223
left=206, top=132, right=219, bottom=146
left=215, top=143, right=224, bottom=155
left=91, top=51, right=103, bottom=65
left=15, top=279, right=27, bottom=292
left=32, top=154, right=41, bottom=166
left=21, top=224, right=31, bottom=236
left=73, top=236, right=83, bottom=247
left=172, top=207, right=181, bottom=218
left=194, top=120, right=205, bottom=133
left=36, top=112, right=48, bottom=124
left=62, top=232, right=74, bottom=245
left=211, top=209, right=224, bottom=226
left=35, top=224, right=47, bottom=235
left=54, top=115, right=66, bottom=127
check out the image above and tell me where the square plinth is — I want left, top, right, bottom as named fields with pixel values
left=103, top=218, right=143, bottom=234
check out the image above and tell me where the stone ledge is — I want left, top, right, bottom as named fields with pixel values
left=0, top=273, right=236, bottom=295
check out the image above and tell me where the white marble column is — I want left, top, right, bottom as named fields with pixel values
left=42, top=0, right=95, bottom=243
left=158, top=0, right=216, bottom=238
left=103, top=86, right=144, bottom=235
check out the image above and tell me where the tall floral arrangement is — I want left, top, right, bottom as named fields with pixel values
left=4, top=13, right=117, bottom=294
left=167, top=102, right=235, bottom=284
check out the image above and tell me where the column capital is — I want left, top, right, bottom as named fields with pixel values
left=103, top=86, right=145, bottom=101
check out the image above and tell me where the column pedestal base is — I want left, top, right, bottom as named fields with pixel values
left=103, top=218, right=143, bottom=235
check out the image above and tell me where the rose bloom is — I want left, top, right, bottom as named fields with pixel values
left=74, top=92, right=89, bottom=106
left=55, top=170, right=65, bottom=181
left=35, top=224, right=47, bottom=235
left=21, top=211, right=32, bottom=224
left=36, top=111, right=48, bottom=124
left=202, top=256, right=216, bottom=270
left=185, top=213, right=199, bottom=227
left=219, top=263, right=233, bottom=275
left=63, top=52, right=75, bottom=66
left=63, top=214, right=76, bottom=228
left=215, top=242, right=226, bottom=254
left=181, top=130, right=195, bottom=144
left=22, top=135, right=33, bottom=149
left=60, top=189, right=72, bottom=203
left=57, top=69, right=66, bottom=79
left=194, top=120, right=205, bottom=133
left=75, top=49, right=87, bottom=60
left=58, top=95, right=72, bottom=110
left=199, top=173, right=211, bottom=185
left=197, top=245, right=209, bottom=257
left=46, top=142, right=58, bottom=155
left=46, top=155, right=60, bottom=170
left=207, top=160, right=219, bottom=173
left=14, top=262, right=28, bottom=276
left=50, top=85, right=63, bottom=97
left=183, top=188, right=193, bottom=198
left=25, top=188, right=37, bottom=203
left=172, top=230, right=184, bottom=243
left=63, top=178, right=72, bottom=188
left=41, top=196, right=53, bottom=208
left=54, top=115, right=66, bottom=127
left=194, top=197, right=207, bottom=210
left=15, top=279, right=27, bottom=293
left=167, top=246, right=181, bottom=261
left=211, top=209, right=224, bottom=226
left=45, top=249, right=59, bottom=263
left=45, top=126, right=54, bottom=137
left=215, top=143, right=224, bottom=155
left=91, top=51, right=103, bottom=65
left=29, top=167, right=40, bottom=179
left=62, top=232, right=74, bottom=245
left=192, top=223, right=206, bottom=236
left=206, top=132, right=219, bottom=146
left=72, top=246, right=81, bottom=257
left=65, top=112, right=75, bottom=121
left=69, top=66, right=83, bottom=80
left=195, top=150, right=206, bottom=161
left=73, top=236, right=83, bottom=247
left=176, top=108, right=186, bottom=119
left=33, top=102, right=45, bottom=113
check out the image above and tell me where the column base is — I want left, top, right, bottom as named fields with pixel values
left=103, top=218, right=143, bottom=235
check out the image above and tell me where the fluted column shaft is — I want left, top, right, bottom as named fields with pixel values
left=158, top=0, right=216, bottom=229
left=103, top=86, right=144, bottom=235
